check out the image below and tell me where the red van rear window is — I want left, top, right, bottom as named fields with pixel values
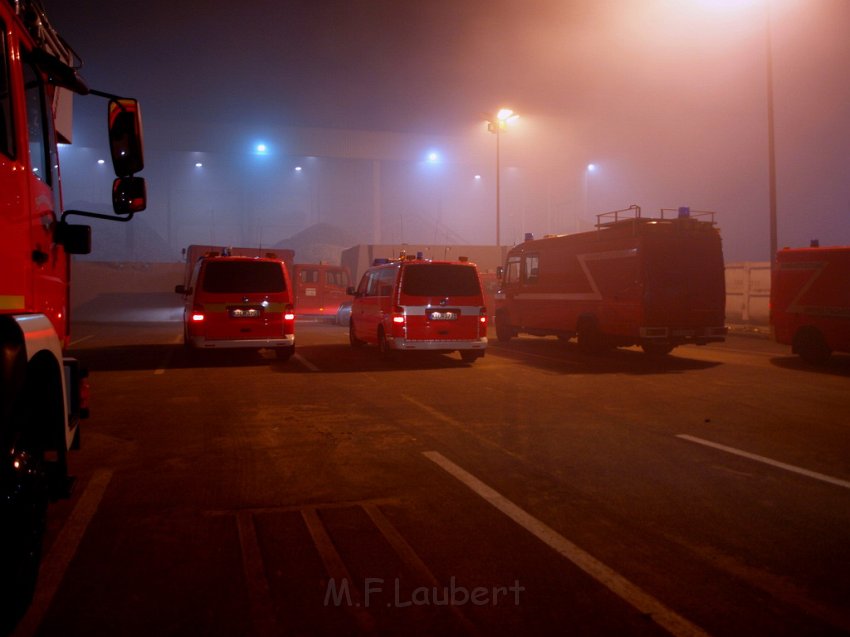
left=401, top=264, right=480, bottom=296
left=202, top=261, right=286, bottom=293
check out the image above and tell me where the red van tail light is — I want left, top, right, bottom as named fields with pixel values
left=191, top=305, right=205, bottom=322
left=391, top=305, right=406, bottom=337
left=479, top=307, right=488, bottom=335
left=283, top=304, right=296, bottom=334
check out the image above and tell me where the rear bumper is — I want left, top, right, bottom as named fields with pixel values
left=189, top=334, right=295, bottom=350
left=387, top=336, right=488, bottom=351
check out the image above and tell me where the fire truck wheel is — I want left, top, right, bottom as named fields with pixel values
left=793, top=327, right=831, bottom=364
left=577, top=317, right=606, bottom=354
left=495, top=311, right=513, bottom=342
left=641, top=342, right=674, bottom=357
left=0, top=435, right=48, bottom=632
left=349, top=321, right=366, bottom=347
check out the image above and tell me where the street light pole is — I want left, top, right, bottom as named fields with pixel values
left=495, top=125, right=501, bottom=247
left=766, top=0, right=778, bottom=271
left=487, top=108, right=518, bottom=247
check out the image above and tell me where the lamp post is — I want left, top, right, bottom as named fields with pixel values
left=765, top=0, right=778, bottom=271
left=487, top=108, right=519, bottom=246
left=583, top=163, right=596, bottom=232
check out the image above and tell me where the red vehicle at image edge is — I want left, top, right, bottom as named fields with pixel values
left=771, top=244, right=850, bottom=363
left=0, top=0, right=147, bottom=629
left=348, top=254, right=488, bottom=363
left=494, top=206, right=727, bottom=356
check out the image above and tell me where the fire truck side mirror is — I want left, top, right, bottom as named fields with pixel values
left=108, top=98, right=145, bottom=177
left=56, top=222, right=92, bottom=255
left=113, top=177, right=147, bottom=215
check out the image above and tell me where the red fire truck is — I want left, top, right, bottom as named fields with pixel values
left=771, top=244, right=850, bottom=363
left=293, top=263, right=351, bottom=320
left=494, top=206, right=727, bottom=355
left=0, top=0, right=146, bottom=627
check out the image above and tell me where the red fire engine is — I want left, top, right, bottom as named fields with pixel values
left=293, top=263, right=351, bottom=320
left=495, top=206, right=727, bottom=355
left=771, top=244, right=850, bottom=363
left=0, top=0, right=146, bottom=627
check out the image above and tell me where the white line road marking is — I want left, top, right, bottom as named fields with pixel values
left=423, top=451, right=711, bottom=637
left=677, top=435, right=850, bottom=490
left=13, top=469, right=113, bottom=637
left=236, top=512, right=279, bottom=637
left=294, top=353, right=320, bottom=372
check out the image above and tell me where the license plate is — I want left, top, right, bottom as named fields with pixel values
left=428, top=309, right=458, bottom=321
left=229, top=306, right=261, bottom=318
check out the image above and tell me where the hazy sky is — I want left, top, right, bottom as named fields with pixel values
left=45, top=0, right=850, bottom=261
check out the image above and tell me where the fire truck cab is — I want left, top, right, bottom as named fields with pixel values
left=348, top=255, right=488, bottom=363
left=1, top=0, right=146, bottom=627
left=771, top=245, right=850, bottom=363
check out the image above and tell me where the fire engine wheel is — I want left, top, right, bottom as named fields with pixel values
left=641, top=342, right=675, bottom=357
left=0, top=436, right=48, bottom=632
left=793, top=327, right=831, bottom=364
left=495, top=311, right=514, bottom=342
left=577, top=317, right=607, bottom=354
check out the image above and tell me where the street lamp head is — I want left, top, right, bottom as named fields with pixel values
left=587, top=163, right=596, bottom=172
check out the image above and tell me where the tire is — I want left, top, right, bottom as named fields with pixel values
left=642, top=342, right=674, bottom=357
left=0, top=397, right=49, bottom=633
left=495, top=310, right=513, bottom=343
left=349, top=320, right=366, bottom=348
left=577, top=317, right=606, bottom=354
left=378, top=328, right=398, bottom=361
left=793, top=327, right=831, bottom=364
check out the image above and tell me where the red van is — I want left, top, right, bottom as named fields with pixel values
left=348, top=256, right=488, bottom=363
left=176, top=254, right=295, bottom=360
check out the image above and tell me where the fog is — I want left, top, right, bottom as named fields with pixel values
left=45, top=0, right=850, bottom=263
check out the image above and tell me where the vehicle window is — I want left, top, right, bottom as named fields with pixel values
left=23, top=59, right=49, bottom=184
left=365, top=272, right=380, bottom=297
left=377, top=268, right=396, bottom=296
left=504, top=257, right=521, bottom=286
left=202, top=261, right=285, bottom=293
left=299, top=269, right=319, bottom=283
left=326, top=270, right=349, bottom=287
left=0, top=23, right=15, bottom=159
left=357, top=273, right=371, bottom=296
left=401, top=264, right=480, bottom=296
left=523, top=254, right=540, bottom=283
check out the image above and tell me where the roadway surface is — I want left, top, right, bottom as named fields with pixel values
left=12, top=321, right=850, bottom=637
